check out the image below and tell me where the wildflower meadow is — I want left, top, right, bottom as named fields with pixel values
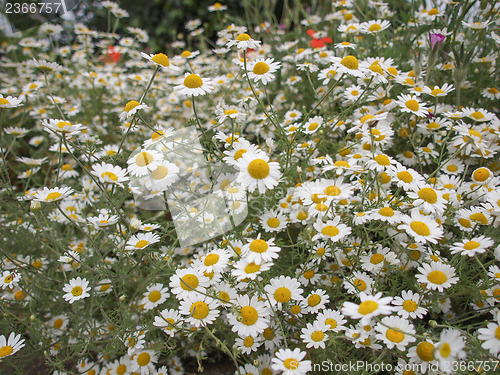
left=1, top=1, right=500, bottom=374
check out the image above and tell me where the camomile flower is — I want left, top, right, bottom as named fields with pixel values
left=260, top=209, right=288, bottom=233
left=144, top=160, right=180, bottom=191
left=91, top=162, right=129, bottom=187
left=140, top=52, right=180, bottom=71
left=130, top=349, right=158, bottom=375
left=398, top=211, right=443, bottom=244
left=241, top=235, right=281, bottom=265
left=407, top=185, right=446, bottom=215
left=127, top=149, right=163, bottom=177
left=303, top=116, right=324, bottom=134
left=179, top=294, right=220, bottom=327
left=0, top=332, right=25, bottom=359
left=449, top=235, right=494, bottom=257
left=236, top=151, right=281, bottom=194
left=119, top=100, right=149, bottom=122
left=141, top=283, right=170, bottom=311
left=300, top=321, right=329, bottom=349
left=235, top=335, right=263, bottom=355
left=153, top=308, right=182, bottom=337
left=441, top=157, right=465, bottom=175
left=423, top=83, right=454, bottom=97
left=0, top=95, right=23, bottom=108
left=174, top=73, right=214, bottom=96
left=0, top=270, right=21, bottom=289
left=199, top=248, right=231, bottom=273
left=87, top=213, right=119, bottom=228
left=123, top=331, right=146, bottom=355
left=312, top=217, right=351, bottom=242
left=341, top=292, right=394, bottom=325
left=392, top=290, right=427, bottom=319
left=318, top=66, right=339, bottom=85
left=395, top=94, right=429, bottom=117
left=316, top=309, right=347, bottom=332
left=271, top=348, right=312, bottom=375
left=42, top=119, right=84, bottom=135
left=407, top=339, right=439, bottom=372
left=62, top=277, right=91, bottom=304
left=471, top=166, right=493, bottom=185
left=47, top=315, right=69, bottom=334
left=264, top=276, right=303, bottom=309
left=360, top=19, right=391, bottom=34
left=34, top=186, right=73, bottom=202
left=232, top=258, right=272, bottom=281
left=331, top=55, right=368, bottom=77
left=360, top=247, right=399, bottom=272
left=246, top=58, right=281, bottom=85
left=29, top=58, right=62, bottom=73
left=388, top=163, right=425, bottom=191
left=228, top=294, right=270, bottom=337
left=306, top=289, right=329, bottom=314
left=169, top=267, right=210, bottom=299
left=477, top=315, right=500, bottom=356
left=125, top=232, right=161, bottom=251
left=375, top=316, right=416, bottom=351
left=226, top=33, right=261, bottom=50
left=416, top=262, right=459, bottom=292
left=435, top=329, right=466, bottom=372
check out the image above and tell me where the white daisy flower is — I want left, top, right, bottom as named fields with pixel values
left=125, top=232, right=161, bottom=251
left=395, top=94, right=429, bottom=117
left=91, top=162, right=129, bottom=187
left=228, top=294, right=270, bottom=337
left=62, top=277, right=91, bottom=304
left=341, top=292, right=394, bottom=325
left=179, top=294, right=220, bottom=327
left=34, top=186, right=74, bottom=203
left=271, top=348, right=312, bottom=375
left=127, top=149, right=163, bottom=177
left=392, top=290, right=427, bottom=319
left=416, top=262, right=459, bottom=292
left=0, top=332, right=25, bottom=359
left=375, top=316, right=416, bottom=351
left=300, top=321, right=329, bottom=349
left=141, top=283, right=170, bottom=311
left=477, top=315, right=500, bottom=356
left=226, top=33, right=261, bottom=50
left=236, top=151, right=281, bottom=194
left=246, top=58, right=281, bottom=85
left=398, top=211, right=443, bottom=244
left=174, top=73, right=214, bottom=96
left=140, top=52, right=180, bottom=71
left=449, top=235, right=494, bottom=257
left=153, top=308, right=182, bottom=337
left=241, top=235, right=281, bottom=265
left=119, top=100, right=149, bottom=122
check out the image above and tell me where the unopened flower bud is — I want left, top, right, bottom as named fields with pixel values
left=30, top=200, right=41, bottom=212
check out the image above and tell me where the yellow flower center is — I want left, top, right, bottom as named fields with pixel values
left=244, top=336, right=254, bottom=347
left=354, top=279, right=367, bottom=291
left=321, top=225, right=339, bottom=237
left=395, top=171, right=413, bottom=183
left=274, top=287, right=292, bottom=303
left=495, top=326, right=500, bottom=340
left=470, top=213, right=488, bottom=224
left=0, top=98, right=10, bottom=105
left=183, top=74, right=203, bottom=89
left=410, top=221, right=430, bottom=236
left=0, top=346, right=13, bottom=358
left=334, top=161, right=350, bottom=168
left=311, top=331, right=325, bottom=342
left=71, top=286, right=83, bottom=296
left=116, top=365, right=127, bottom=375
left=473, top=168, right=490, bottom=182
left=325, top=318, right=337, bottom=329
left=428, top=8, right=439, bottom=15
left=386, top=328, right=405, bottom=343
left=308, top=122, right=319, bottom=131
left=247, top=159, right=270, bottom=179
left=379, top=207, right=394, bottom=217
left=53, top=318, right=64, bottom=329
left=236, top=33, right=251, bottom=41
left=151, top=165, right=169, bottom=180
left=181, top=274, right=199, bottom=291
left=151, top=130, right=164, bottom=141
left=135, top=152, right=154, bottom=167
left=470, top=111, right=484, bottom=120
left=487, top=87, right=499, bottom=94
left=427, top=270, right=447, bottom=285
left=267, top=218, right=280, bottom=228
left=368, top=24, right=382, bottom=32
left=370, top=253, right=384, bottom=264
left=234, top=149, right=247, bottom=160
left=284, top=358, right=299, bottom=370
left=239, top=306, right=259, bottom=325
left=430, top=88, right=444, bottom=96
left=253, top=62, right=270, bottom=75
left=369, top=63, right=383, bottom=75
left=358, top=301, right=378, bottom=315
left=439, top=343, right=451, bottom=358
left=249, top=239, right=269, bottom=253
left=463, top=241, right=480, bottom=250
left=102, top=172, right=118, bottom=182
left=190, top=301, right=209, bottom=319
left=405, top=99, right=419, bottom=112
left=374, top=154, right=390, bottom=166
left=219, top=291, right=230, bottom=302
left=181, top=50, right=192, bottom=58
left=308, top=294, right=321, bottom=307
left=326, top=70, right=337, bottom=78
left=341, top=55, right=359, bottom=70
left=135, top=240, right=149, bottom=249
left=136, top=352, right=150, bottom=366
left=402, top=300, right=417, bottom=312
left=244, top=262, right=260, bottom=274
left=418, top=187, right=437, bottom=204
left=224, top=109, right=238, bottom=116
left=151, top=53, right=170, bottom=66
left=124, top=100, right=140, bottom=112
left=204, top=254, right=219, bottom=266
left=148, top=290, right=161, bottom=302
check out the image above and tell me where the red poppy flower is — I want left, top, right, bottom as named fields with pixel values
left=101, top=46, right=121, bottom=64
left=307, top=29, right=332, bottom=48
